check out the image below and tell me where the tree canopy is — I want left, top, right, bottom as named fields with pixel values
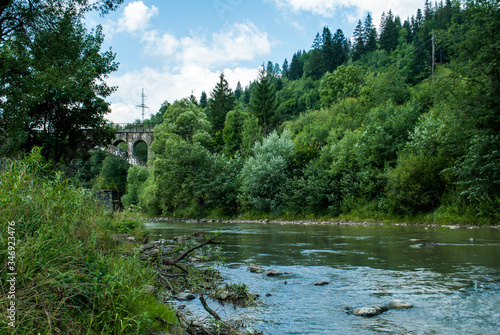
left=0, top=0, right=121, bottom=162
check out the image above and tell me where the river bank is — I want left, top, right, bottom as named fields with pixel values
left=0, top=150, right=260, bottom=335
left=147, top=217, right=500, bottom=229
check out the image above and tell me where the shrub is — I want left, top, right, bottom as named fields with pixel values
left=386, top=152, right=449, bottom=214
left=239, top=130, right=295, bottom=213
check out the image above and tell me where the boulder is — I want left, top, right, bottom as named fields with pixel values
left=174, top=291, right=196, bottom=301
left=386, top=299, right=413, bottom=309
left=351, top=306, right=387, bottom=317
left=248, top=264, right=265, bottom=273
left=314, top=281, right=329, bottom=286
left=266, top=269, right=283, bottom=277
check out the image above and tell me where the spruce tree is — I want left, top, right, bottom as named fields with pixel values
left=207, top=72, right=235, bottom=134
left=332, top=29, right=349, bottom=69
left=250, top=67, right=276, bottom=135
left=288, top=51, right=303, bottom=80
left=200, top=91, right=208, bottom=109
left=282, top=58, right=289, bottom=78
left=234, top=81, right=243, bottom=101
left=379, top=10, right=399, bottom=52
left=352, top=20, right=365, bottom=61
left=363, top=13, right=378, bottom=52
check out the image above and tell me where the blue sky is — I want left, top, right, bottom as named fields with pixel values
left=88, top=0, right=425, bottom=123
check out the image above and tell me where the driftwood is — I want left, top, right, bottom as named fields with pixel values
left=199, top=294, right=222, bottom=321
left=143, top=232, right=262, bottom=334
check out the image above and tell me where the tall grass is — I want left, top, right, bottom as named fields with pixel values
left=0, top=148, right=176, bottom=334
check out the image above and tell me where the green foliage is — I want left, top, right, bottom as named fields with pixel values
left=319, top=65, right=366, bottom=108
left=0, top=148, right=176, bottom=334
left=95, top=154, right=130, bottom=193
left=153, top=139, right=212, bottom=216
left=240, top=115, right=263, bottom=158
left=284, top=153, right=340, bottom=216
left=250, top=67, right=277, bottom=135
left=207, top=72, right=235, bottom=134
left=386, top=152, right=449, bottom=213
left=359, top=67, right=411, bottom=106
left=0, top=5, right=117, bottom=162
left=154, top=98, right=212, bottom=147
left=122, top=165, right=149, bottom=208
left=34, top=0, right=495, bottom=224
left=239, top=130, right=295, bottom=213
left=223, top=109, right=249, bottom=156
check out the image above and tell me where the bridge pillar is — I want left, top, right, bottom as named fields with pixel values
left=106, top=128, right=155, bottom=167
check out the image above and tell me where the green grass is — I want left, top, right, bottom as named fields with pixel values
left=0, top=148, right=177, bottom=334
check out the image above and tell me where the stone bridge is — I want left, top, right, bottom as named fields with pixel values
left=102, top=127, right=155, bottom=166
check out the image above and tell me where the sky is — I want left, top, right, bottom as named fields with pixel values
left=88, top=0, right=426, bottom=123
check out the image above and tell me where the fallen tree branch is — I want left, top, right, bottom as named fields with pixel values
left=155, top=315, right=173, bottom=327
left=175, top=233, right=224, bottom=263
left=199, top=294, right=222, bottom=321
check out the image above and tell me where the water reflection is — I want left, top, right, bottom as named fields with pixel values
left=146, top=221, right=500, bottom=334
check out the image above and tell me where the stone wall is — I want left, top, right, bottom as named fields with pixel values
left=95, top=190, right=122, bottom=211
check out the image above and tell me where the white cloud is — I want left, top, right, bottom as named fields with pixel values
left=106, top=65, right=260, bottom=123
left=117, top=1, right=158, bottom=33
left=269, top=0, right=423, bottom=24
left=142, top=30, right=179, bottom=56
left=104, top=5, right=271, bottom=123
left=141, top=21, right=271, bottom=67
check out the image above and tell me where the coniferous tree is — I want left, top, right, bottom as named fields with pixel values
left=189, top=92, right=198, bottom=105
left=379, top=10, right=399, bottom=52
left=312, top=32, right=322, bottom=49
left=273, top=63, right=281, bottom=77
left=282, top=58, right=289, bottom=78
left=266, top=61, right=274, bottom=75
left=352, top=20, right=365, bottom=61
left=364, top=13, right=378, bottom=53
left=207, top=72, right=235, bottom=134
left=424, top=0, right=434, bottom=21
left=250, top=67, right=276, bottom=135
left=332, top=29, right=349, bottom=69
left=321, top=27, right=336, bottom=73
left=288, top=51, right=304, bottom=80
left=200, top=91, right=208, bottom=108
left=234, top=81, right=243, bottom=100
left=403, top=19, right=413, bottom=44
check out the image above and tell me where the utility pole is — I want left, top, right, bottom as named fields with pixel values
left=432, top=33, right=435, bottom=82
left=137, top=88, right=149, bottom=122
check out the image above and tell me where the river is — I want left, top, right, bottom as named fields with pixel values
left=145, top=220, right=500, bottom=335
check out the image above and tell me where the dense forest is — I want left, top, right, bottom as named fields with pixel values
left=2, top=0, right=499, bottom=224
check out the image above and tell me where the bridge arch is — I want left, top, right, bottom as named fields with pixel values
left=132, top=140, right=148, bottom=162
left=101, top=127, right=155, bottom=167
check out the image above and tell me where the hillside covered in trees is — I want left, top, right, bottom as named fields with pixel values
left=5, top=0, right=499, bottom=224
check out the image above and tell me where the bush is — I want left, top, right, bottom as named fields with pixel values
left=386, top=152, right=449, bottom=214
left=122, top=165, right=149, bottom=208
left=239, top=130, right=295, bottom=213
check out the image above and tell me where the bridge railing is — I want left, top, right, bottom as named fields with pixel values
left=109, top=122, right=162, bottom=130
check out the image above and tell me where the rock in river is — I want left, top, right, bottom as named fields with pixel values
left=386, top=299, right=413, bottom=309
left=248, top=264, right=265, bottom=273
left=266, top=269, right=283, bottom=277
left=314, top=281, right=329, bottom=286
left=351, top=306, right=388, bottom=317
left=174, top=291, right=196, bottom=301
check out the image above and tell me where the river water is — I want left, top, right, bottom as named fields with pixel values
left=145, top=220, right=500, bottom=335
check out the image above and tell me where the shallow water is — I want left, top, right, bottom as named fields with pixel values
left=145, top=221, right=500, bottom=335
